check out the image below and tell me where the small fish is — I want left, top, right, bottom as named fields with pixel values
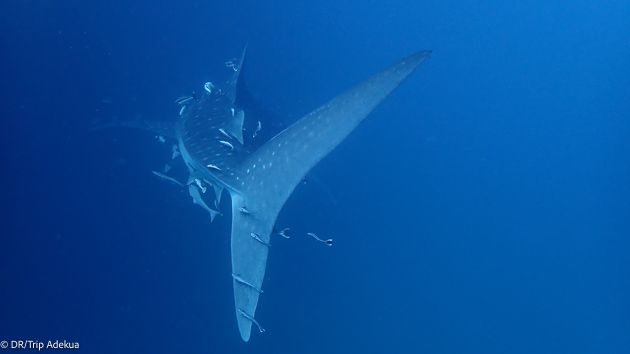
left=250, top=233, right=271, bottom=247
left=152, top=171, right=183, bottom=187
left=195, top=178, right=207, bottom=193
left=232, top=274, right=263, bottom=293
left=206, top=164, right=222, bottom=171
left=238, top=206, right=252, bottom=214
left=307, top=232, right=333, bottom=246
left=204, top=82, right=214, bottom=94
left=155, top=135, right=166, bottom=143
left=175, top=95, right=194, bottom=105
left=218, top=128, right=231, bottom=139
left=225, top=59, right=238, bottom=71
left=238, top=309, right=265, bottom=333
left=179, top=106, right=186, bottom=115
left=219, top=140, right=234, bottom=150
left=276, top=228, right=290, bottom=239
left=253, top=120, right=262, bottom=138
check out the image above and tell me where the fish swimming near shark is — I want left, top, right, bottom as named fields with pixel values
left=104, top=46, right=431, bottom=341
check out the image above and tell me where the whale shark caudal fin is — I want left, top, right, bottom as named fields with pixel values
left=227, top=50, right=431, bottom=341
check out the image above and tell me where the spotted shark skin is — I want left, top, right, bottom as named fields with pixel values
left=110, top=47, right=431, bottom=341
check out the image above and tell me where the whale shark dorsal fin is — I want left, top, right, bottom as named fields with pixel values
left=227, top=50, right=432, bottom=341
left=221, top=45, right=249, bottom=145
left=226, top=45, right=248, bottom=104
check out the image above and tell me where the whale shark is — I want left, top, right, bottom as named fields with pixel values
left=106, top=47, right=431, bottom=341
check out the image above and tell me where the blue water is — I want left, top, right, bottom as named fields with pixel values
left=1, top=1, right=628, bottom=352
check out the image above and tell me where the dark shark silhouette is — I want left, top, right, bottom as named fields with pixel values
left=108, top=47, right=431, bottom=341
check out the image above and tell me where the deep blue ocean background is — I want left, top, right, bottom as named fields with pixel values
left=1, top=1, right=629, bottom=353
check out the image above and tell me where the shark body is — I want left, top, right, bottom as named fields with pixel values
left=113, top=48, right=431, bottom=341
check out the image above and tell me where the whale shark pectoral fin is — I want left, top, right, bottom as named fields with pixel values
left=224, top=109, right=245, bottom=145
left=213, top=185, right=224, bottom=205
left=189, top=184, right=220, bottom=222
